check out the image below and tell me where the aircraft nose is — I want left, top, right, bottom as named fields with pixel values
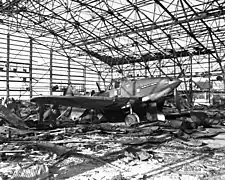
left=169, top=79, right=182, bottom=89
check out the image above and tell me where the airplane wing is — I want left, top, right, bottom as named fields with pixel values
left=30, top=95, right=137, bottom=109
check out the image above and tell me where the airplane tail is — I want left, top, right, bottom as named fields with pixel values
left=63, top=84, right=74, bottom=96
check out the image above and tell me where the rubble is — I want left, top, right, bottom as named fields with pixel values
left=0, top=105, right=29, bottom=130
left=0, top=100, right=225, bottom=179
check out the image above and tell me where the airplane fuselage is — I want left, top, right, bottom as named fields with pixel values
left=31, top=77, right=182, bottom=125
left=96, top=77, right=181, bottom=122
left=99, top=77, right=181, bottom=101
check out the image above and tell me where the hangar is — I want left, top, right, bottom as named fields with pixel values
left=0, top=0, right=225, bottom=102
left=1, top=0, right=225, bottom=179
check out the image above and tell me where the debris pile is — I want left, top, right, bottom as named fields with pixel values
left=0, top=99, right=225, bottom=179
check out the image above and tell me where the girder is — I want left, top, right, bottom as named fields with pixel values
left=0, top=0, right=225, bottom=78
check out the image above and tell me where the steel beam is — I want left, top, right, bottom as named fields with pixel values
left=6, top=33, right=10, bottom=98
left=50, top=48, right=53, bottom=95
left=29, top=37, right=33, bottom=98
left=154, top=0, right=223, bottom=72
left=189, top=55, right=193, bottom=105
left=68, top=56, right=71, bottom=84
left=208, top=54, right=211, bottom=104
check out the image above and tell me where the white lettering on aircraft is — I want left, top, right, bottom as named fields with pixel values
left=139, top=82, right=157, bottom=89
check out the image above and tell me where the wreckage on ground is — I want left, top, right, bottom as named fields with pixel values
left=31, top=77, right=182, bottom=126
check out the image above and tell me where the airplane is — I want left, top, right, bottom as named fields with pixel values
left=30, top=77, right=182, bottom=126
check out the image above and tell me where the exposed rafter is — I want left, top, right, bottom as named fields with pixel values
left=0, top=0, right=224, bottom=77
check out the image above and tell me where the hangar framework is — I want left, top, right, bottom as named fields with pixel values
left=0, top=0, right=225, bottom=100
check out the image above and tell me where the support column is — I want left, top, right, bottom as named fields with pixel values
left=145, top=67, right=147, bottom=77
left=158, top=59, right=161, bottom=77
left=189, top=55, right=193, bottom=104
left=49, top=49, right=53, bottom=95
left=29, top=37, right=33, bottom=98
left=68, top=57, right=71, bottom=84
left=174, top=60, right=176, bottom=78
left=111, top=68, right=113, bottom=80
left=223, top=65, right=225, bottom=92
left=145, top=63, right=149, bottom=77
left=83, top=65, right=86, bottom=93
left=6, top=33, right=10, bottom=98
left=208, top=54, right=211, bottom=104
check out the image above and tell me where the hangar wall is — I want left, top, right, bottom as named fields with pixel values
left=1, top=26, right=225, bottom=101
left=0, top=25, right=112, bottom=99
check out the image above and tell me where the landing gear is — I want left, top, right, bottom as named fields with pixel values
left=146, top=102, right=166, bottom=122
left=124, top=102, right=140, bottom=126
left=125, top=113, right=140, bottom=126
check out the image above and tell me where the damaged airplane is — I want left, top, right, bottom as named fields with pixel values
left=31, top=77, right=181, bottom=126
